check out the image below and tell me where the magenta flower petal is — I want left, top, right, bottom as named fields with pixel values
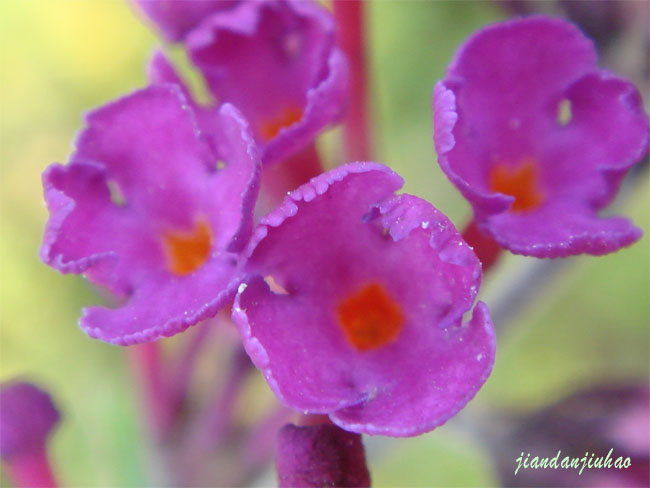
left=276, top=423, right=370, bottom=487
left=148, top=50, right=194, bottom=102
left=233, top=163, right=495, bottom=436
left=433, top=16, right=649, bottom=257
left=0, top=382, right=60, bottom=460
left=148, top=50, right=226, bottom=159
left=41, top=85, right=261, bottom=345
left=131, top=0, right=237, bottom=42
left=187, top=0, right=348, bottom=164
left=485, top=200, right=642, bottom=257
left=544, top=72, right=649, bottom=206
left=331, top=302, right=494, bottom=436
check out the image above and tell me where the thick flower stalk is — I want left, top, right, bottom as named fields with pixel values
left=233, top=163, right=496, bottom=436
left=40, top=84, right=261, bottom=345
left=433, top=16, right=649, bottom=258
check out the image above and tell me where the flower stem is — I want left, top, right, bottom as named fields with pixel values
left=462, top=219, right=503, bottom=272
left=242, top=405, right=294, bottom=475
left=177, top=344, right=254, bottom=485
left=4, top=447, right=58, bottom=488
left=334, top=0, right=373, bottom=162
left=128, top=342, right=173, bottom=439
left=168, top=319, right=214, bottom=413
left=295, top=413, right=331, bottom=426
left=257, top=142, right=324, bottom=215
left=188, top=345, right=253, bottom=451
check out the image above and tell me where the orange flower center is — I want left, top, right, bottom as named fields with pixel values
left=162, top=219, right=213, bottom=276
left=336, top=283, right=405, bottom=351
left=489, top=158, right=544, bottom=212
left=259, top=106, right=303, bottom=141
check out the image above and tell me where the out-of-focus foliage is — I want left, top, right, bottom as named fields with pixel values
left=0, top=1, right=647, bottom=486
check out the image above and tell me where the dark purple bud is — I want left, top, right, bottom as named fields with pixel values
left=0, top=382, right=60, bottom=460
left=276, top=423, right=371, bottom=487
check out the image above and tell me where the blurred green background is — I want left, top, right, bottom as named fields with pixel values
left=1, top=1, right=647, bottom=486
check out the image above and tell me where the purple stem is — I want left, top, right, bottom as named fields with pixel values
left=242, top=404, right=295, bottom=475
left=167, top=319, right=215, bottom=412
left=127, top=342, right=173, bottom=439
left=196, top=346, right=253, bottom=446
left=179, top=344, right=255, bottom=485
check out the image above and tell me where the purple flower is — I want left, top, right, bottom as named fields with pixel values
left=150, top=0, right=348, bottom=165
left=0, top=382, right=60, bottom=460
left=433, top=16, right=649, bottom=257
left=40, top=84, right=261, bottom=345
left=276, top=423, right=370, bottom=487
left=130, top=0, right=237, bottom=43
left=232, top=163, right=495, bottom=436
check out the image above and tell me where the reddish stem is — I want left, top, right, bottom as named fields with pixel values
left=334, top=0, right=373, bottom=162
left=4, top=446, right=58, bottom=488
left=128, top=342, right=173, bottom=438
left=168, top=319, right=214, bottom=412
left=462, top=219, right=503, bottom=272
left=295, top=413, right=332, bottom=427
left=257, top=142, right=324, bottom=215
left=177, top=344, right=254, bottom=486
left=187, top=346, right=253, bottom=453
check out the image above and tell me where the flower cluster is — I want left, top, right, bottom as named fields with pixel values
left=41, top=0, right=500, bottom=435
left=25, top=2, right=649, bottom=487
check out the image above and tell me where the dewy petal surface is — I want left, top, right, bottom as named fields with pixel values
left=41, top=85, right=261, bottom=345
left=433, top=16, right=649, bottom=257
left=187, top=0, right=348, bottom=164
left=233, top=163, right=495, bottom=436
